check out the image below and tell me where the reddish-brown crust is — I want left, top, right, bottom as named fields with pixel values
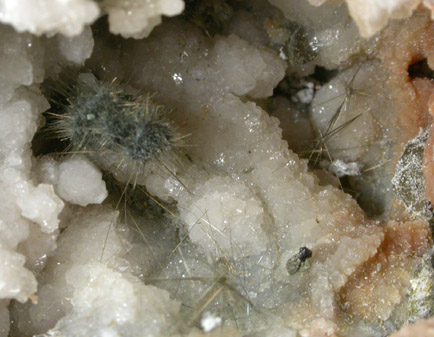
left=423, top=94, right=434, bottom=203
left=379, top=12, right=434, bottom=137
left=379, top=11, right=434, bottom=204
left=389, top=316, right=434, bottom=337
left=338, top=220, right=432, bottom=321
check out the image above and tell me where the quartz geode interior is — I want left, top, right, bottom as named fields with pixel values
left=1, top=1, right=434, bottom=337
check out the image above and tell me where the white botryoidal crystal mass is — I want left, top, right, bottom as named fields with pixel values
left=268, top=0, right=375, bottom=73
left=0, top=0, right=100, bottom=36
left=0, top=26, right=60, bottom=337
left=306, top=0, right=434, bottom=38
left=12, top=207, right=181, bottom=337
left=0, top=0, right=185, bottom=39
left=55, top=26, right=95, bottom=64
left=36, top=155, right=108, bottom=207
left=0, top=23, right=108, bottom=337
left=310, top=61, right=394, bottom=166
left=102, top=0, right=185, bottom=39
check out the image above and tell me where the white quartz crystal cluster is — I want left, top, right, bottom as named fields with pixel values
left=36, top=155, right=108, bottom=207
left=307, top=0, right=434, bottom=37
left=269, top=0, right=373, bottom=72
left=86, top=14, right=403, bottom=335
left=0, top=24, right=116, bottom=337
left=12, top=207, right=181, bottom=337
left=103, top=0, right=185, bottom=38
left=0, top=0, right=184, bottom=38
left=0, top=25, right=60, bottom=337
left=0, top=0, right=99, bottom=36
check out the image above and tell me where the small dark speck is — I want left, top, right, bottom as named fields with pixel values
left=299, top=247, right=312, bottom=262
left=286, top=246, right=313, bottom=275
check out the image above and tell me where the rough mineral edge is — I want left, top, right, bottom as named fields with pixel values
left=309, top=60, right=399, bottom=214
left=310, top=61, right=392, bottom=166
left=300, top=318, right=338, bottom=337
left=55, top=26, right=94, bottom=64
left=113, top=20, right=432, bottom=333
left=0, top=0, right=185, bottom=39
left=269, top=0, right=372, bottom=71
left=339, top=220, right=432, bottom=323
left=36, top=155, right=108, bottom=207
left=0, top=23, right=97, bottom=337
left=0, top=0, right=99, bottom=37
left=103, top=0, right=185, bottom=39
left=306, top=0, right=434, bottom=38
left=379, top=14, right=434, bottom=207
left=41, top=264, right=181, bottom=337
left=12, top=206, right=182, bottom=337
left=0, top=25, right=58, bottom=299
left=406, top=257, right=434, bottom=324
left=389, top=317, right=434, bottom=336
left=3, top=5, right=434, bottom=337
left=424, top=91, right=434, bottom=204
left=392, top=129, right=431, bottom=217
